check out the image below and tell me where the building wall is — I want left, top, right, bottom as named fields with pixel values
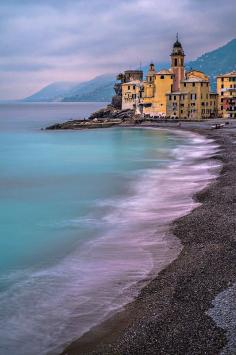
left=166, top=93, right=189, bottom=118
left=152, top=74, right=173, bottom=115
left=171, top=55, right=185, bottom=92
left=217, top=74, right=236, bottom=118
left=142, top=73, right=173, bottom=116
left=209, top=94, right=218, bottom=117
left=166, top=80, right=217, bottom=119
left=122, top=82, right=140, bottom=110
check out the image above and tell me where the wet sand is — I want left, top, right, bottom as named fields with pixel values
left=62, top=122, right=236, bottom=355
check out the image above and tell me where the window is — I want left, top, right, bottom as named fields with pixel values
left=132, top=94, right=136, bottom=99
left=128, top=86, right=130, bottom=90
left=169, top=95, right=172, bottom=100
left=192, top=83, right=195, bottom=87
left=221, top=84, right=224, bottom=89
left=174, top=58, right=177, bottom=66
left=133, top=85, right=136, bottom=90
left=184, top=83, right=186, bottom=87
left=160, top=75, right=164, bottom=79
left=221, top=106, right=223, bottom=110
left=174, top=96, right=176, bottom=100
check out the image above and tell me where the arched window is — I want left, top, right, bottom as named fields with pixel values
left=174, top=58, right=178, bottom=66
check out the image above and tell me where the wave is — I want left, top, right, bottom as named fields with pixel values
left=0, top=129, right=220, bottom=355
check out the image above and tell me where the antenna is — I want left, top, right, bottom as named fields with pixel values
left=176, top=32, right=179, bottom=41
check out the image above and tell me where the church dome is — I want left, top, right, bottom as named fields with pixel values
left=171, top=35, right=185, bottom=56
left=173, top=40, right=182, bottom=48
left=147, top=63, right=156, bottom=74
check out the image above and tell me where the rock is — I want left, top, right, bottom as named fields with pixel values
left=45, top=106, right=135, bottom=130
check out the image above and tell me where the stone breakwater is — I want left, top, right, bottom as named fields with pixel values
left=45, top=106, right=135, bottom=130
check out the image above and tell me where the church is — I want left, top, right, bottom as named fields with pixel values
left=121, top=37, right=218, bottom=119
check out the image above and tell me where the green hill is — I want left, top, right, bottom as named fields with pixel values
left=186, top=39, right=236, bottom=91
left=62, top=74, right=115, bottom=102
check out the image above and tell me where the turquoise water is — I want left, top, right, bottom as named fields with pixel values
left=0, top=103, right=218, bottom=355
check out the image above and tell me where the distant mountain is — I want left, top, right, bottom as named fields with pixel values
left=24, top=81, right=78, bottom=102
left=62, top=74, right=115, bottom=102
left=186, top=39, right=236, bottom=91
left=24, top=39, right=236, bottom=102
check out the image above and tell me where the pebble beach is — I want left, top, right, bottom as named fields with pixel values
left=62, top=121, right=236, bottom=355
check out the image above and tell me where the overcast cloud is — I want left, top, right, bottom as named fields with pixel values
left=0, top=0, right=235, bottom=99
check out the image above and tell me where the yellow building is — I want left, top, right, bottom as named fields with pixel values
left=217, top=71, right=236, bottom=118
left=166, top=72, right=218, bottom=119
left=142, top=67, right=173, bottom=116
left=121, top=36, right=219, bottom=119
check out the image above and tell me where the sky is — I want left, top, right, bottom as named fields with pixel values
left=0, top=0, right=235, bottom=99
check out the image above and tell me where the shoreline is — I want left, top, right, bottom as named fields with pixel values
left=61, top=124, right=236, bottom=355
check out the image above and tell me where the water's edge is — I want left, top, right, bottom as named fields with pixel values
left=61, top=127, right=221, bottom=355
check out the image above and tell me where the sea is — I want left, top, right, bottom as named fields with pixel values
left=0, top=102, right=218, bottom=355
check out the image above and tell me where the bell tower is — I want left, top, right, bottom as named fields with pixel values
left=171, top=34, right=185, bottom=92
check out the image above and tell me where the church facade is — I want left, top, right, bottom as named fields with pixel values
left=121, top=37, right=218, bottom=119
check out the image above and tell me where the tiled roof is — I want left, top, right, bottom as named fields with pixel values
left=122, top=80, right=141, bottom=85
left=182, top=77, right=208, bottom=83
left=157, top=69, right=172, bottom=75
left=217, top=71, right=236, bottom=77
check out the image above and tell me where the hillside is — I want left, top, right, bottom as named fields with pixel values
left=187, top=39, right=236, bottom=91
left=24, top=39, right=236, bottom=102
left=24, top=81, right=78, bottom=102
left=62, top=74, right=115, bottom=102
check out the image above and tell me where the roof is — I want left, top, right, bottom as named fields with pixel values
left=187, top=69, right=205, bottom=74
left=182, top=77, right=208, bottom=83
left=157, top=69, right=172, bottom=75
left=217, top=71, right=236, bottom=78
left=173, top=40, right=182, bottom=48
left=122, top=80, right=141, bottom=85
left=171, top=36, right=185, bottom=56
